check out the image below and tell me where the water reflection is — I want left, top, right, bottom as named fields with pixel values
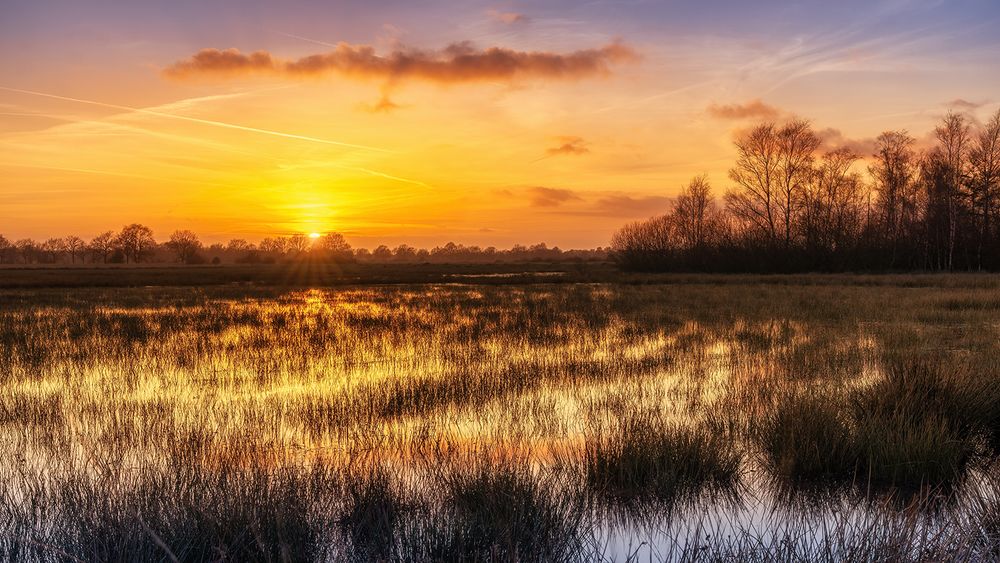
left=0, top=285, right=996, bottom=560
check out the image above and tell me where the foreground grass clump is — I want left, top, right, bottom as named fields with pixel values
left=338, top=469, right=406, bottom=561
left=21, top=467, right=328, bottom=563
left=335, top=464, right=584, bottom=562
left=762, top=392, right=857, bottom=484
left=850, top=361, right=981, bottom=490
left=584, top=415, right=741, bottom=507
left=764, top=361, right=987, bottom=492
left=431, top=464, right=582, bottom=561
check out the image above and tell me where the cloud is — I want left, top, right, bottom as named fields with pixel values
left=590, top=194, right=672, bottom=217
left=163, top=41, right=637, bottom=85
left=527, top=186, right=583, bottom=207
left=546, top=136, right=589, bottom=156
left=360, top=94, right=401, bottom=113
left=947, top=98, right=986, bottom=111
left=706, top=99, right=780, bottom=120
left=816, top=127, right=877, bottom=156
left=487, top=9, right=529, bottom=25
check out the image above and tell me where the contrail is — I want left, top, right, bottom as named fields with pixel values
left=0, top=85, right=392, bottom=153
left=269, top=30, right=340, bottom=49
left=335, top=164, right=429, bottom=188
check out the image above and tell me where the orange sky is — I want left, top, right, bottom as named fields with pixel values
left=2, top=0, right=999, bottom=248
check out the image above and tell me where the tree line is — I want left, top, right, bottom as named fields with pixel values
left=0, top=227, right=606, bottom=265
left=612, top=110, right=1000, bottom=272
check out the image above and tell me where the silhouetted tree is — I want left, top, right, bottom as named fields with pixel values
left=775, top=120, right=821, bottom=249
left=372, top=245, right=393, bottom=261
left=673, top=175, right=719, bottom=253
left=64, top=236, right=85, bottom=264
left=611, top=215, right=678, bottom=271
left=287, top=234, right=309, bottom=255
left=89, top=231, right=118, bottom=264
left=259, top=237, right=286, bottom=259
left=315, top=233, right=352, bottom=261
left=41, top=238, right=67, bottom=264
left=800, top=148, right=865, bottom=266
left=226, top=239, right=252, bottom=253
left=0, top=235, right=11, bottom=264
left=726, top=123, right=782, bottom=245
left=933, top=113, right=972, bottom=270
left=968, top=110, right=1000, bottom=269
left=613, top=115, right=1000, bottom=273
left=116, top=224, right=156, bottom=264
left=15, top=239, right=37, bottom=264
left=166, top=230, right=203, bottom=264
left=393, top=244, right=417, bottom=262
left=869, top=130, right=920, bottom=268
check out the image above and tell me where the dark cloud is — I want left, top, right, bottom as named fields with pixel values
left=163, top=41, right=637, bottom=84
left=487, top=9, right=529, bottom=24
left=528, top=186, right=583, bottom=207
left=816, top=127, right=877, bottom=156
left=546, top=136, right=589, bottom=156
left=706, top=99, right=780, bottom=120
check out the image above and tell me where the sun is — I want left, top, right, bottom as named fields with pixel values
left=308, top=232, right=321, bottom=239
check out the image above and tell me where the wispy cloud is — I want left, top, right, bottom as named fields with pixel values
left=0, top=85, right=390, bottom=153
left=487, top=9, right=529, bottom=25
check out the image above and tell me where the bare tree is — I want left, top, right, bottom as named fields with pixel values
left=934, top=112, right=972, bottom=269
left=166, top=230, right=203, bottom=264
left=611, top=214, right=679, bottom=271
left=0, top=235, right=11, bottom=264
left=673, top=175, right=716, bottom=251
left=89, top=231, right=118, bottom=264
left=42, top=238, right=67, bottom=264
left=287, top=234, right=309, bottom=254
left=226, top=239, right=252, bottom=252
left=775, top=120, right=821, bottom=248
left=315, top=233, right=352, bottom=260
left=64, top=236, right=85, bottom=264
left=393, top=244, right=417, bottom=262
left=801, top=148, right=864, bottom=258
left=15, top=239, right=37, bottom=264
left=726, top=123, right=782, bottom=243
left=968, top=110, right=1000, bottom=268
left=869, top=130, right=919, bottom=266
left=116, top=224, right=156, bottom=264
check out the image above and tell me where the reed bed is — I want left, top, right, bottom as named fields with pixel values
left=1, top=278, right=1000, bottom=560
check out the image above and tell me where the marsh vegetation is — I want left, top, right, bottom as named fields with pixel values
left=3, top=276, right=1000, bottom=560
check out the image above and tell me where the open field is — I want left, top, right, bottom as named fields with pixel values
left=3, top=274, right=1000, bottom=561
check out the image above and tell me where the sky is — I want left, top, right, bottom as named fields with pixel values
left=1, top=0, right=999, bottom=248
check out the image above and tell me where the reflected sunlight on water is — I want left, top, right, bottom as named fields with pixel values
left=3, top=283, right=1000, bottom=559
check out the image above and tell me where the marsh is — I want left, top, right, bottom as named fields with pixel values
left=3, top=275, right=1000, bottom=561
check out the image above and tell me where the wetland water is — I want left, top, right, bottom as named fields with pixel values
left=2, top=280, right=1000, bottom=560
